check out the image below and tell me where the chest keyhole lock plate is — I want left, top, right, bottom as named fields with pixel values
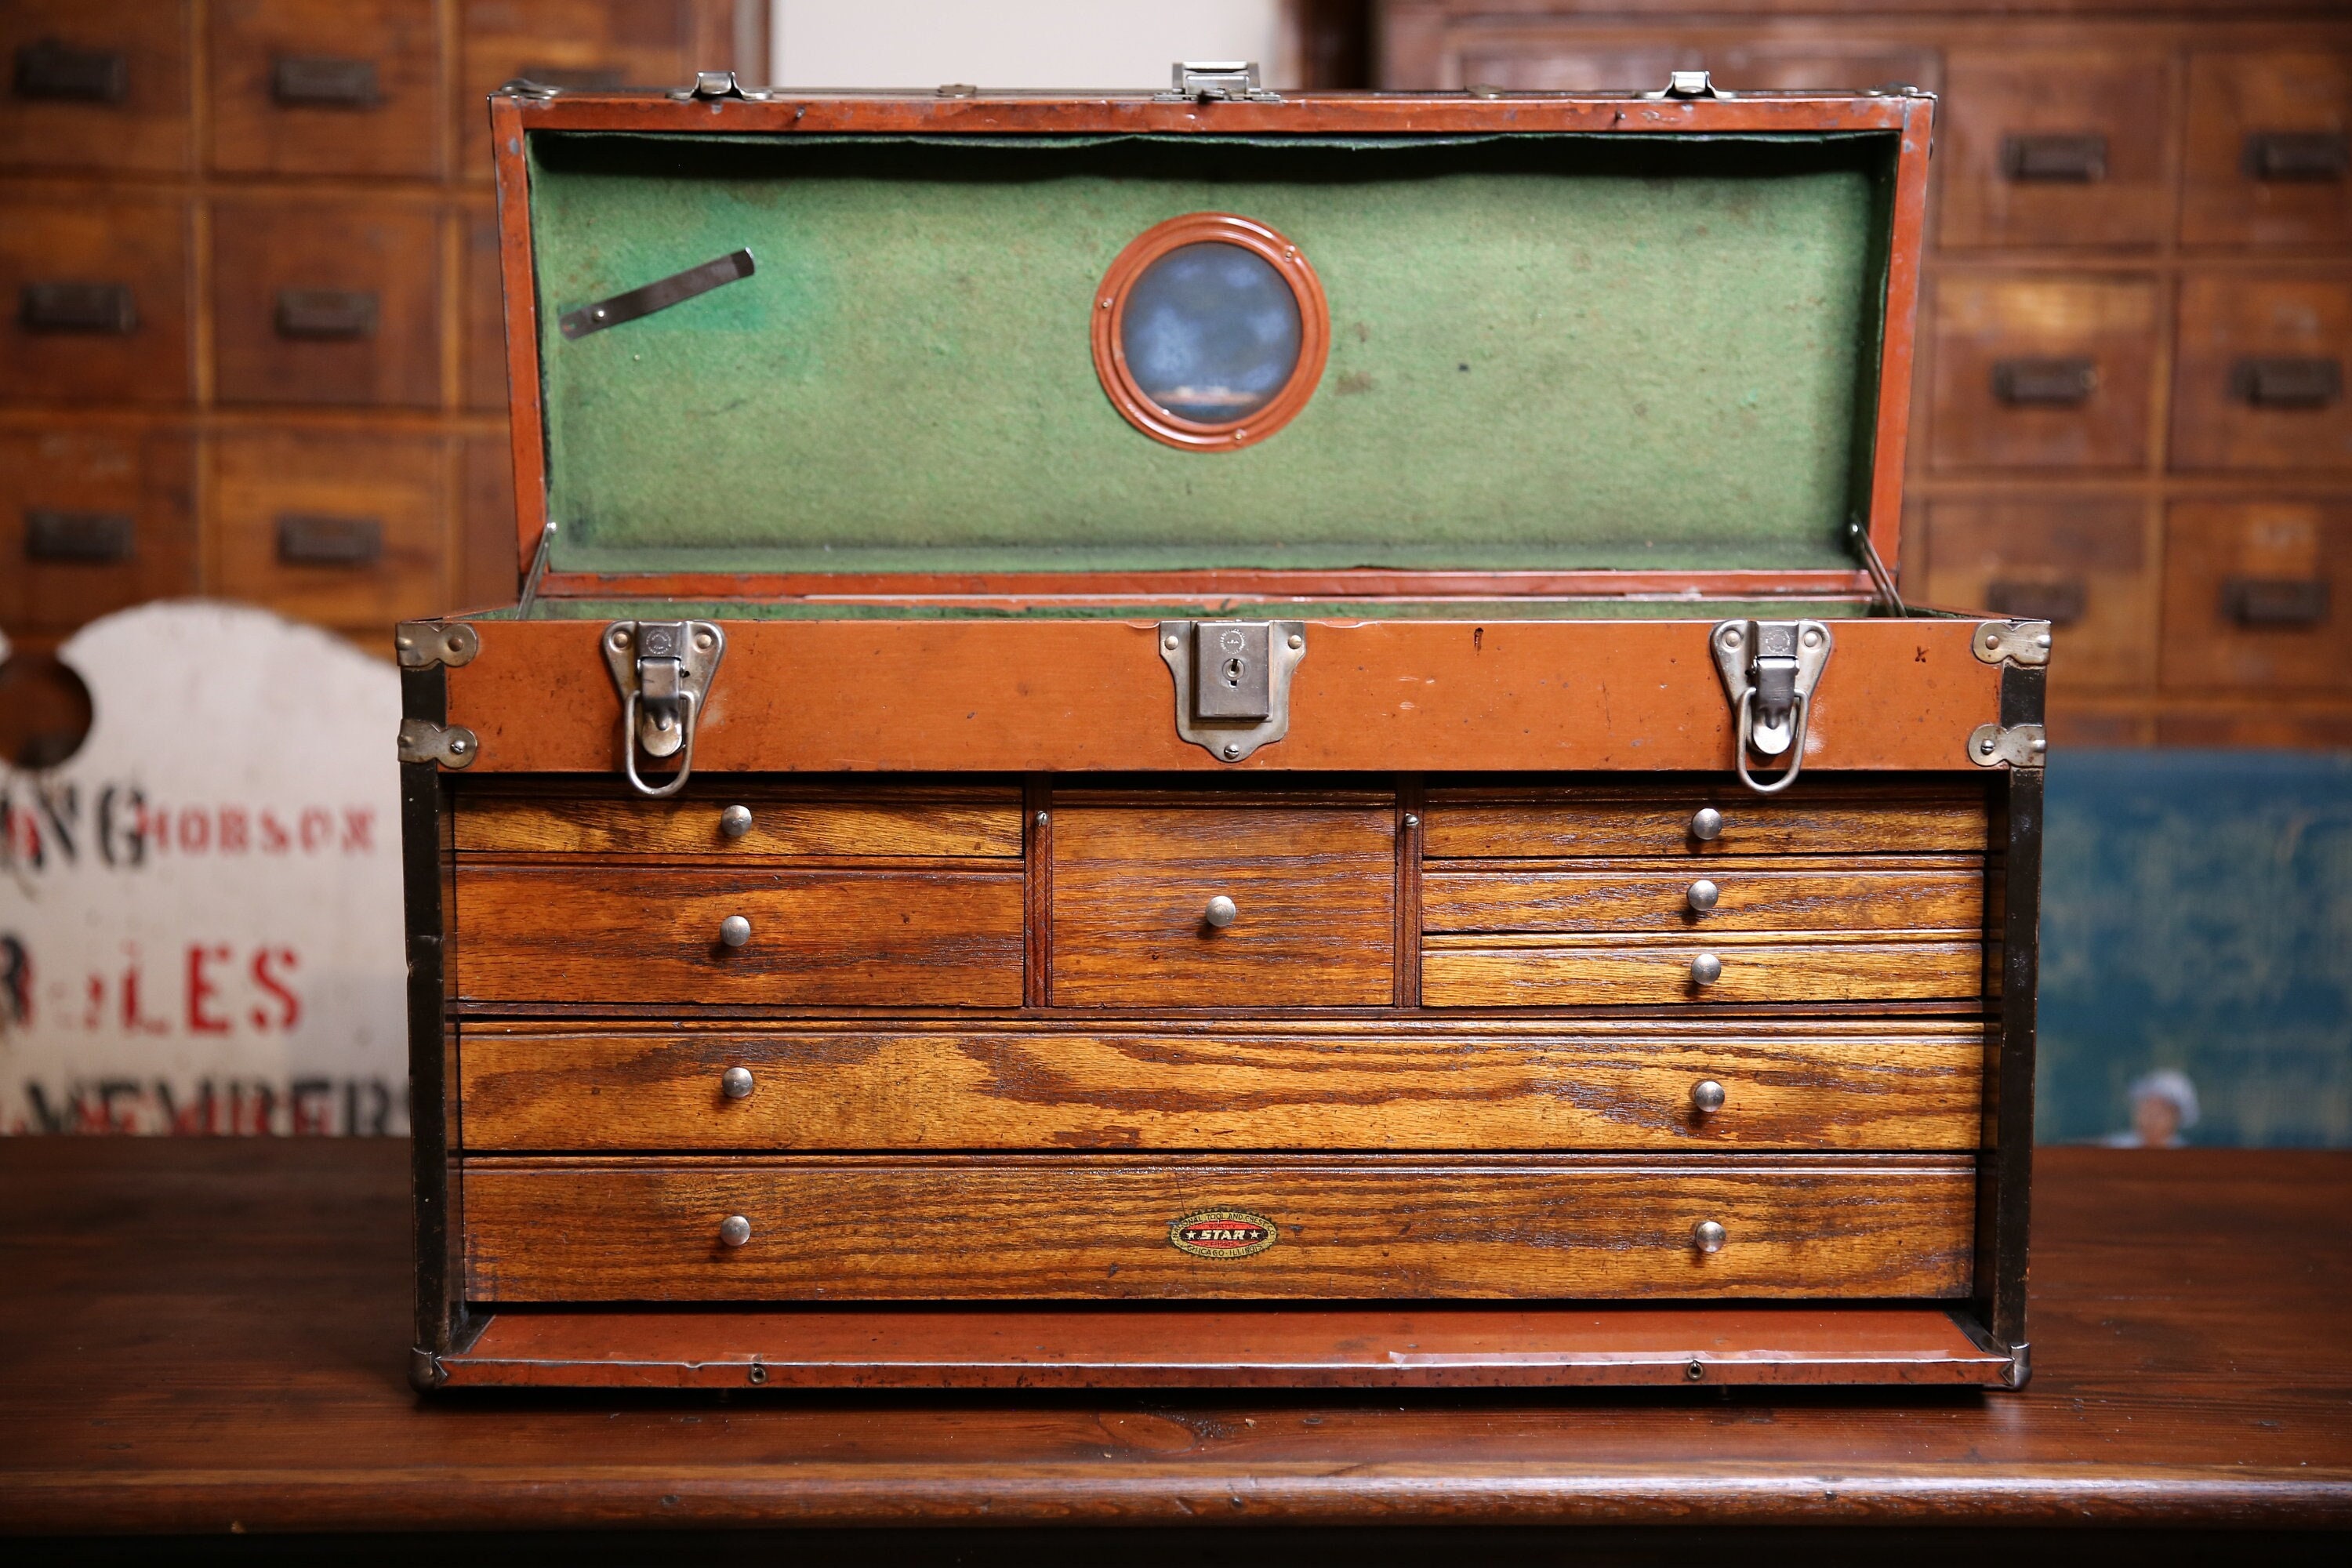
left=1711, top=619, right=1832, bottom=797
left=1157, top=620, right=1306, bottom=763
left=603, top=620, right=725, bottom=797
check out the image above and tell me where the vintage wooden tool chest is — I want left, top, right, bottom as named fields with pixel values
left=401, top=65, right=2043, bottom=1391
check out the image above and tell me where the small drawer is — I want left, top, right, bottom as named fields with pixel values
left=211, top=197, right=440, bottom=408
left=2171, top=274, right=2352, bottom=472
left=1929, top=274, right=2159, bottom=470
left=2182, top=51, right=2351, bottom=249
left=1420, top=935, right=1985, bottom=1009
left=209, top=430, right=447, bottom=631
left=1422, top=858, right=1984, bottom=936
left=456, top=0, right=700, bottom=179
left=1920, top=496, right=2155, bottom=691
left=1, top=0, right=192, bottom=173
left=207, top=0, right=439, bottom=177
left=461, top=1155, right=1977, bottom=1302
left=1938, top=49, right=2172, bottom=249
left=453, top=864, right=1025, bottom=1007
left=0, top=192, right=191, bottom=403
left=1048, top=799, right=1396, bottom=1007
left=2158, top=500, right=2352, bottom=695
left=458, top=1022, right=1988, bottom=1152
left=456, top=785, right=1025, bottom=858
left=1422, top=782, right=1989, bottom=860
left=0, top=428, right=195, bottom=633
left=463, top=205, right=506, bottom=412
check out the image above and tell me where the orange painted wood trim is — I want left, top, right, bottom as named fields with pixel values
left=1866, top=96, right=1935, bottom=586
left=442, top=615, right=2011, bottom=774
left=490, top=92, right=549, bottom=591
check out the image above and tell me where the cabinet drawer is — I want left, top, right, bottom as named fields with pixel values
left=456, top=786, right=1024, bottom=859
left=1929, top=274, right=2158, bottom=470
left=1421, top=935, right=1984, bottom=1008
left=1939, top=50, right=2171, bottom=250
left=1423, top=783, right=1988, bottom=859
left=209, top=430, right=447, bottom=632
left=0, top=428, right=195, bottom=632
left=2172, top=275, right=2352, bottom=473
left=1049, top=800, right=1396, bottom=1007
left=458, top=1022, right=1987, bottom=1153
left=1, top=0, right=191, bottom=173
left=211, top=197, right=440, bottom=408
left=1920, top=496, right=2154, bottom=691
left=207, top=0, right=439, bottom=177
left=2182, top=51, right=2351, bottom=249
left=454, top=865, right=1025, bottom=1007
left=0, top=192, right=191, bottom=403
left=1423, top=858, right=1982, bottom=936
left=2158, top=500, right=2352, bottom=695
left=462, top=1156, right=1976, bottom=1302
left=456, top=0, right=699, bottom=179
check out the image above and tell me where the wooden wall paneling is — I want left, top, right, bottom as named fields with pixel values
left=2181, top=48, right=2352, bottom=250
left=458, top=432, right=518, bottom=608
left=456, top=0, right=697, bottom=180
left=0, top=0, right=193, bottom=174
left=2171, top=272, right=2352, bottom=472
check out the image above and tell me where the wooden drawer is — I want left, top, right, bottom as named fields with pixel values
left=0, top=428, right=195, bottom=633
left=208, top=0, right=439, bottom=177
left=456, top=785, right=1024, bottom=859
left=1421, top=935, right=1984, bottom=1009
left=461, top=1155, right=1977, bottom=1302
left=0, top=192, right=190, bottom=404
left=453, top=865, right=1025, bottom=1007
left=2158, top=500, right=2352, bottom=695
left=1939, top=49, right=2171, bottom=250
left=1423, top=858, right=1982, bottom=936
left=1423, top=782, right=1988, bottom=860
left=209, top=430, right=447, bottom=631
left=2172, top=274, right=2352, bottom=473
left=1929, top=274, right=2158, bottom=470
left=211, top=197, right=440, bottom=408
left=2182, top=51, right=2352, bottom=249
left=458, top=1022, right=1987, bottom=1153
left=1049, top=799, right=1396, bottom=1008
left=1920, top=496, right=2155, bottom=691
left=456, top=0, right=701, bottom=179
left=1, top=0, right=191, bottom=173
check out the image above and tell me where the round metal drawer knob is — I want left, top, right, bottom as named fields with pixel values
left=720, top=914, right=752, bottom=948
left=721, top=1066, right=755, bottom=1099
left=1686, top=879, right=1720, bottom=913
left=1690, top=1079, right=1726, bottom=1114
left=1693, top=1220, right=1727, bottom=1254
left=1203, top=895, right=1239, bottom=928
left=1690, top=953, right=1723, bottom=986
left=720, top=804, right=753, bottom=839
left=1690, top=807, right=1724, bottom=842
left=719, top=1214, right=752, bottom=1247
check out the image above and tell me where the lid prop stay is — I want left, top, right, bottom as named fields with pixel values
left=558, top=249, right=756, bottom=339
left=1847, top=518, right=1907, bottom=617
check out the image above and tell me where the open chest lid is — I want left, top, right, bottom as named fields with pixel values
left=488, top=71, right=1933, bottom=609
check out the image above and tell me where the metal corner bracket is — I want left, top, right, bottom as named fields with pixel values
left=408, top=1345, right=446, bottom=1392
left=1973, top=619, right=2054, bottom=667
left=1157, top=620, right=1306, bottom=764
left=604, top=620, right=725, bottom=797
left=394, top=620, right=479, bottom=670
left=397, top=717, right=477, bottom=769
left=1969, top=722, right=2047, bottom=769
left=1711, top=619, right=1833, bottom=796
left=2005, top=1341, right=2031, bottom=1389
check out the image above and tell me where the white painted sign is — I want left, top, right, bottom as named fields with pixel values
left=0, top=602, right=408, bottom=1134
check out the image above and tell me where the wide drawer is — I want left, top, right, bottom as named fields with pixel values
left=1425, top=782, right=1989, bottom=859
left=452, top=865, right=1025, bottom=1006
left=461, top=1155, right=1976, bottom=1301
left=458, top=1022, right=1987, bottom=1152
left=1422, top=857, right=1983, bottom=935
left=1421, top=935, right=1984, bottom=1008
left=456, top=785, right=1024, bottom=859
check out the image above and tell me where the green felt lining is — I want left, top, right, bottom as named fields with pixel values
left=478, top=597, right=1897, bottom=622
left=528, top=131, right=1896, bottom=576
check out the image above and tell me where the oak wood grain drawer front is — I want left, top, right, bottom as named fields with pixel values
left=456, top=787, right=1024, bottom=860
left=461, top=1156, right=1976, bottom=1302
left=459, top=1023, right=1987, bottom=1153
left=454, top=866, right=1025, bottom=1007
left=1422, top=858, right=1983, bottom=936
left=1425, top=783, right=1989, bottom=860
left=1421, top=936, right=1984, bottom=1010
left=1051, top=800, right=1396, bottom=1007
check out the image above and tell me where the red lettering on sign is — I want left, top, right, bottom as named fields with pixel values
left=341, top=808, right=374, bottom=853
left=299, top=808, right=330, bottom=852
left=250, top=947, right=301, bottom=1032
left=186, top=944, right=232, bottom=1033
left=219, top=808, right=250, bottom=853
left=177, top=808, right=209, bottom=853
left=260, top=810, right=290, bottom=853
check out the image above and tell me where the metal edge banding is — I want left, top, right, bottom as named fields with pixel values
left=1983, top=660, right=2045, bottom=1370
left=401, top=663, right=457, bottom=1388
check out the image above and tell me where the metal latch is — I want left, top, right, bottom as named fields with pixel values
left=1157, top=620, right=1305, bottom=763
left=670, top=70, right=770, bottom=102
left=1711, top=620, right=1833, bottom=796
left=1156, top=61, right=1282, bottom=103
left=603, top=621, right=724, bottom=797
left=1649, top=70, right=1721, bottom=100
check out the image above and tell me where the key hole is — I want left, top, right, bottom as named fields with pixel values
left=1222, top=657, right=1247, bottom=688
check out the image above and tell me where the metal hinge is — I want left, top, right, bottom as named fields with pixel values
left=1969, top=722, right=2046, bottom=769
left=1648, top=70, right=1722, bottom=100
left=670, top=69, right=769, bottom=102
left=1711, top=620, right=1833, bottom=796
left=1156, top=61, right=1283, bottom=103
left=1973, top=619, right=2053, bottom=667
left=397, top=717, right=478, bottom=768
left=394, top=620, right=478, bottom=670
left=604, top=621, right=725, bottom=797
left=1158, top=620, right=1306, bottom=763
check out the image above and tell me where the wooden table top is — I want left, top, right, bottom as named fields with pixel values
left=2, top=1141, right=2347, bottom=1534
